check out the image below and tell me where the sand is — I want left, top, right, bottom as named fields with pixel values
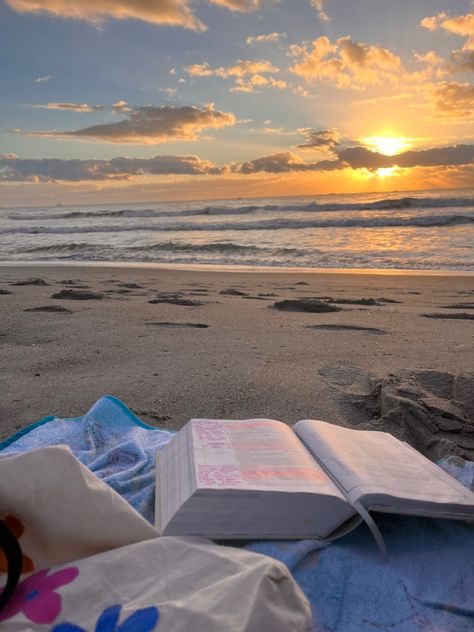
left=0, top=265, right=473, bottom=460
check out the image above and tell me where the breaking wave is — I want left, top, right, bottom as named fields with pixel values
left=8, top=195, right=474, bottom=221
left=3, top=213, right=473, bottom=236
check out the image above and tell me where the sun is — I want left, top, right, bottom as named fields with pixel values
left=362, top=136, right=412, bottom=156
left=376, top=167, right=398, bottom=178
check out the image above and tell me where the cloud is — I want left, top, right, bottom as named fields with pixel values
left=289, top=35, right=403, bottom=87
left=14, top=103, right=236, bottom=144
left=310, top=0, right=329, bottom=22
left=421, top=10, right=474, bottom=72
left=0, top=154, right=222, bottom=182
left=352, top=92, right=412, bottom=106
left=230, top=75, right=287, bottom=93
left=209, top=0, right=261, bottom=10
left=246, top=32, right=286, bottom=45
left=5, top=0, right=207, bottom=31
left=2, top=143, right=473, bottom=182
left=35, top=75, right=51, bottom=83
left=237, top=143, right=474, bottom=173
left=337, top=144, right=474, bottom=169
left=186, top=59, right=278, bottom=78
left=293, top=85, right=311, bottom=97
left=431, top=82, right=474, bottom=119
left=297, top=128, right=340, bottom=150
left=31, top=101, right=132, bottom=112
left=450, top=48, right=474, bottom=72
left=6, top=0, right=269, bottom=31
left=36, top=102, right=103, bottom=113
left=421, top=11, right=474, bottom=38
left=186, top=59, right=285, bottom=93
left=238, top=152, right=339, bottom=173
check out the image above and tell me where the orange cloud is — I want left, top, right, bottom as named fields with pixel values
left=5, top=0, right=206, bottom=30
left=14, top=103, right=236, bottom=144
left=186, top=59, right=284, bottom=93
left=421, top=11, right=474, bottom=38
left=186, top=59, right=279, bottom=78
left=290, top=36, right=403, bottom=87
left=421, top=10, right=474, bottom=72
left=431, top=81, right=474, bottom=120
left=209, top=0, right=262, bottom=10
left=32, top=101, right=132, bottom=113
left=246, top=32, right=286, bottom=45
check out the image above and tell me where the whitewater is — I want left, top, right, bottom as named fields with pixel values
left=1, top=189, right=473, bottom=271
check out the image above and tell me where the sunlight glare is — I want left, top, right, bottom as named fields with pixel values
left=363, top=136, right=412, bottom=156
left=376, top=167, right=398, bottom=177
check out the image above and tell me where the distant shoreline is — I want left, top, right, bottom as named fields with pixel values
left=2, top=185, right=473, bottom=211
left=1, top=261, right=473, bottom=277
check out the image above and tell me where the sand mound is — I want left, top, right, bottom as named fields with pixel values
left=319, top=367, right=474, bottom=460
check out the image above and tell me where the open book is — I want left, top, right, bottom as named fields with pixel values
left=155, top=418, right=474, bottom=557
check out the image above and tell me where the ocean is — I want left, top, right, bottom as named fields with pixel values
left=1, top=189, right=473, bottom=271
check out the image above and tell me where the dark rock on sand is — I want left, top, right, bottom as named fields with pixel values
left=148, top=298, right=205, bottom=306
left=104, top=289, right=131, bottom=294
left=441, top=303, right=474, bottom=309
left=376, top=298, right=403, bottom=303
left=272, top=299, right=341, bottom=313
left=242, top=296, right=272, bottom=301
left=327, top=298, right=384, bottom=306
left=422, top=313, right=474, bottom=320
left=219, top=289, right=248, bottom=296
left=51, top=289, right=104, bottom=300
left=12, top=277, right=49, bottom=286
left=258, top=292, right=278, bottom=297
left=0, top=289, right=12, bottom=295
left=305, top=324, right=386, bottom=334
left=295, top=282, right=309, bottom=286
left=24, top=305, right=72, bottom=313
left=145, top=322, right=209, bottom=328
left=118, top=283, right=142, bottom=289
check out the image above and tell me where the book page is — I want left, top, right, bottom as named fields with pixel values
left=294, top=420, right=474, bottom=509
left=156, top=422, right=196, bottom=532
left=190, top=418, right=345, bottom=498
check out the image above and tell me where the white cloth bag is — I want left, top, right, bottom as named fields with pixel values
left=0, top=446, right=311, bottom=631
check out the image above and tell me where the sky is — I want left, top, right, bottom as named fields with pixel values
left=0, top=0, right=473, bottom=206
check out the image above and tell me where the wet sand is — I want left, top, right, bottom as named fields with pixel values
left=1, top=265, right=473, bottom=459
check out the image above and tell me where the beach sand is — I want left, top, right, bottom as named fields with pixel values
left=1, top=265, right=473, bottom=460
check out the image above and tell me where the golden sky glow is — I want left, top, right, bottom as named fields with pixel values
left=0, top=0, right=473, bottom=206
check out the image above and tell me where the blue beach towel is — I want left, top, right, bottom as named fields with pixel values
left=1, top=396, right=473, bottom=632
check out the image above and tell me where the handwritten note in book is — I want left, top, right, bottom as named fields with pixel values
left=192, top=419, right=334, bottom=493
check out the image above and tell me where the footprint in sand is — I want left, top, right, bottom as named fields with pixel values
left=12, top=278, right=49, bottom=286
left=219, top=289, right=248, bottom=296
left=145, top=322, right=209, bottom=328
left=24, top=306, right=73, bottom=313
left=422, top=313, right=474, bottom=320
left=272, top=299, right=341, bottom=313
left=51, top=289, right=104, bottom=300
left=148, top=298, right=205, bottom=306
left=305, top=324, right=386, bottom=334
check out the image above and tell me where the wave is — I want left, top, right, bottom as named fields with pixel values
left=8, top=196, right=474, bottom=221
left=4, top=213, right=474, bottom=236
left=22, top=241, right=308, bottom=256
left=8, top=205, right=260, bottom=221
